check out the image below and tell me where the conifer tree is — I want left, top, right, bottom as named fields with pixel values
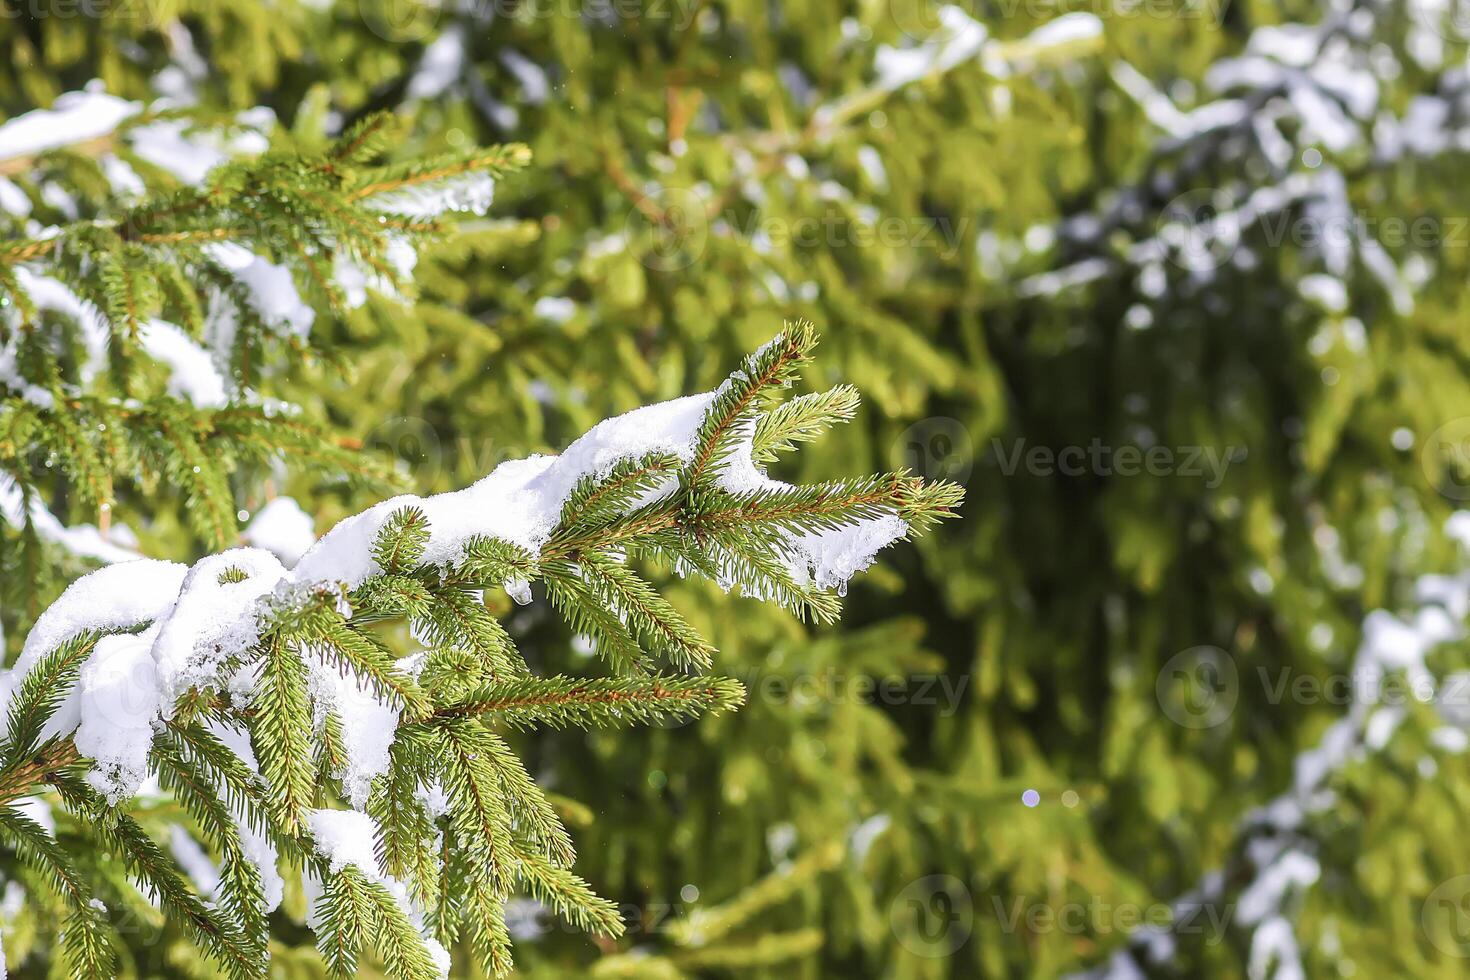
left=9, top=1, right=1470, bottom=978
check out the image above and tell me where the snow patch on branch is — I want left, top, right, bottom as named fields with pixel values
left=304, top=808, right=451, bottom=978
left=75, top=629, right=162, bottom=803
left=151, top=548, right=287, bottom=710
left=0, top=85, right=139, bottom=161
left=139, top=319, right=228, bottom=408
left=295, top=391, right=715, bottom=586
left=206, top=241, right=316, bottom=339
left=0, top=474, right=141, bottom=566
left=129, top=114, right=270, bottom=184
left=305, top=657, right=401, bottom=809
left=207, top=719, right=284, bottom=912
left=362, top=172, right=497, bottom=218
left=1079, top=510, right=1470, bottom=978
left=243, top=497, right=316, bottom=567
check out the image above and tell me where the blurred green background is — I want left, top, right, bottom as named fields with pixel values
left=10, top=0, right=1470, bottom=976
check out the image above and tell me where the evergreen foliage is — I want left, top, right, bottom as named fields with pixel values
left=0, top=307, right=957, bottom=976
left=6, top=0, right=1470, bottom=978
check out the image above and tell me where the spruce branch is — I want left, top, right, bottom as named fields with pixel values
left=0, top=331, right=961, bottom=979
left=372, top=506, right=431, bottom=575
left=751, top=384, right=861, bottom=464
left=440, top=674, right=746, bottom=729
left=248, top=634, right=316, bottom=836
left=51, top=772, right=261, bottom=980
left=684, top=320, right=817, bottom=489
left=0, top=805, right=116, bottom=976
left=3, top=629, right=103, bottom=754
left=345, top=144, right=532, bottom=202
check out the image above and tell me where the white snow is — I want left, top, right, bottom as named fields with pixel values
left=101, top=154, right=145, bottom=197
left=297, top=382, right=908, bottom=594
left=74, top=629, right=163, bottom=803
left=306, top=807, right=388, bottom=881
left=787, top=515, right=908, bottom=594
left=129, top=117, right=269, bottom=184
left=872, top=6, right=989, bottom=93
left=1083, top=507, right=1470, bottom=976
left=1248, top=915, right=1305, bottom=980
left=856, top=145, right=888, bottom=190
left=0, top=472, right=141, bottom=566
left=151, top=549, right=287, bottom=711
left=170, top=825, right=221, bottom=897
left=1297, top=274, right=1348, bottom=313
left=129, top=120, right=229, bottom=183
left=140, top=319, right=228, bottom=407
left=406, top=25, right=466, bottom=101
left=532, top=296, right=577, bottom=323
left=1236, top=850, right=1320, bottom=925
left=243, top=497, right=317, bottom=566
left=306, top=663, right=401, bottom=810
left=332, top=236, right=418, bottom=308
left=848, top=813, right=891, bottom=860
left=0, top=178, right=29, bottom=215
left=11, top=559, right=188, bottom=684
left=1022, top=12, right=1103, bottom=51
left=500, top=49, right=550, bottom=104
left=13, top=797, right=54, bottom=834
left=294, top=392, right=714, bottom=587
left=0, top=86, right=139, bottom=161
left=505, top=577, right=533, bottom=605
left=10, top=268, right=110, bottom=382
left=206, top=242, right=315, bottom=339
left=207, top=720, right=284, bottom=911
left=362, top=173, right=497, bottom=218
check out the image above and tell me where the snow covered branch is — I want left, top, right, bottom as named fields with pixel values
left=0, top=324, right=961, bottom=979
